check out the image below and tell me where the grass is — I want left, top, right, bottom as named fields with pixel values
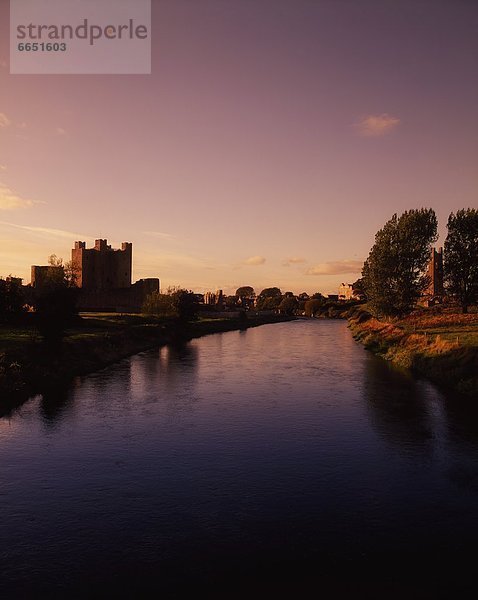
left=348, top=305, right=478, bottom=395
left=395, top=309, right=478, bottom=349
left=0, top=326, right=40, bottom=353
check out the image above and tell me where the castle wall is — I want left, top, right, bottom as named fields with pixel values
left=76, top=278, right=160, bottom=313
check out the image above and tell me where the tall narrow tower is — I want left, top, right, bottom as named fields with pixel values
left=426, top=247, right=444, bottom=297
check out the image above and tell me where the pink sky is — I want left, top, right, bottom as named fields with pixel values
left=1, top=0, right=477, bottom=295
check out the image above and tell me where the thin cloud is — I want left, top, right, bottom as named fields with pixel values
left=282, top=257, right=306, bottom=266
left=306, top=260, right=363, bottom=276
left=0, top=164, right=6, bottom=171
left=355, top=113, right=400, bottom=137
left=56, top=127, right=67, bottom=136
left=0, top=113, right=11, bottom=128
left=0, top=183, right=34, bottom=210
left=243, top=255, right=266, bottom=266
left=143, top=230, right=175, bottom=240
left=0, top=220, right=89, bottom=240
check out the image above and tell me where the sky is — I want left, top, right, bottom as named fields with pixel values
left=0, top=0, right=477, bottom=295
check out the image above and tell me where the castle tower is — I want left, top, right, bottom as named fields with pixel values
left=72, top=239, right=132, bottom=290
left=426, top=247, right=444, bottom=297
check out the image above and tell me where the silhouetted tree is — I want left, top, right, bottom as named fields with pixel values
left=171, top=288, right=199, bottom=321
left=444, top=208, right=478, bottom=313
left=235, top=286, right=255, bottom=299
left=279, top=296, right=298, bottom=315
left=34, top=257, right=79, bottom=344
left=143, top=286, right=199, bottom=321
left=352, top=278, right=366, bottom=301
left=142, top=291, right=176, bottom=317
left=235, top=286, right=255, bottom=309
left=304, top=299, right=323, bottom=317
left=256, top=287, right=282, bottom=311
left=225, top=295, right=238, bottom=309
left=0, top=276, right=25, bottom=323
left=311, top=292, right=325, bottom=301
left=362, top=209, right=438, bottom=317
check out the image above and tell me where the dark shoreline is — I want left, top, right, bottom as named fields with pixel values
left=0, top=314, right=294, bottom=413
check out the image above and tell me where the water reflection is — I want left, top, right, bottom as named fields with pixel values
left=363, top=353, right=438, bottom=452
left=1, top=320, right=478, bottom=596
left=40, top=387, right=75, bottom=425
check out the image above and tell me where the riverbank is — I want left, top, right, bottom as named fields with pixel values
left=0, top=313, right=293, bottom=407
left=348, top=306, right=478, bottom=396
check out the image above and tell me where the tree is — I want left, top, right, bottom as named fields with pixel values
left=352, top=278, right=366, bottom=301
left=34, top=257, right=79, bottom=343
left=256, top=287, right=282, bottom=311
left=0, top=276, right=25, bottom=323
left=225, top=295, right=238, bottom=309
left=279, top=296, right=298, bottom=316
left=143, top=286, right=199, bottom=321
left=362, top=209, right=438, bottom=317
left=142, top=291, right=176, bottom=317
left=171, top=288, right=199, bottom=321
left=444, top=208, right=478, bottom=313
left=235, top=286, right=255, bottom=309
left=311, top=292, right=325, bottom=301
left=304, top=299, right=323, bottom=317
left=235, top=286, right=255, bottom=299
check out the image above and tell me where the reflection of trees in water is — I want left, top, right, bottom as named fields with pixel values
left=441, top=394, right=478, bottom=452
left=74, top=360, right=134, bottom=412
left=433, top=393, right=478, bottom=493
left=40, top=386, right=74, bottom=425
left=363, top=354, right=435, bottom=451
left=0, top=391, right=31, bottom=419
left=158, top=343, right=199, bottom=386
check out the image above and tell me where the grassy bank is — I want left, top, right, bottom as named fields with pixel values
left=0, top=312, right=293, bottom=404
left=348, top=306, right=478, bottom=396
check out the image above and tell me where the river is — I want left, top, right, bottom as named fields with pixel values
left=1, top=320, right=478, bottom=597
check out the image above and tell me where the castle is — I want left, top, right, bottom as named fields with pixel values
left=32, top=239, right=159, bottom=312
left=72, top=239, right=132, bottom=290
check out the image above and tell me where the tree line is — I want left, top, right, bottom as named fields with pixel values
left=2, top=207, right=475, bottom=333
left=362, top=207, right=478, bottom=316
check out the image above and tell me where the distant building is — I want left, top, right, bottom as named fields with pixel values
left=202, top=289, right=224, bottom=309
left=204, top=291, right=216, bottom=305
left=421, top=247, right=444, bottom=306
left=31, top=265, right=64, bottom=288
left=426, top=247, right=444, bottom=297
left=338, top=282, right=363, bottom=301
left=215, top=289, right=224, bottom=306
left=338, top=283, right=354, bottom=301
